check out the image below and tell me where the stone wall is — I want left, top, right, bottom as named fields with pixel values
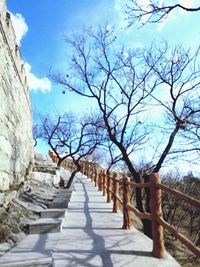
left=0, top=0, right=34, bottom=205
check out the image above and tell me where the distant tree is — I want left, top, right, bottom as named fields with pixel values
left=162, top=172, right=200, bottom=246
left=51, top=26, right=200, bottom=236
left=126, top=0, right=200, bottom=27
left=37, top=112, right=104, bottom=188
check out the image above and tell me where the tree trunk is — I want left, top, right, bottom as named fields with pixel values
left=111, top=142, right=153, bottom=237
left=120, top=147, right=152, bottom=237
left=66, top=161, right=81, bottom=188
left=57, top=158, right=63, bottom=167
left=104, top=122, right=152, bottom=236
left=143, top=174, right=152, bottom=238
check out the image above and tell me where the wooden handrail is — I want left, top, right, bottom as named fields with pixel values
left=150, top=173, right=165, bottom=258
left=115, top=194, right=123, bottom=204
left=50, top=153, right=200, bottom=261
left=113, top=173, right=120, bottom=213
left=107, top=187, right=113, bottom=194
left=158, top=217, right=200, bottom=257
left=102, top=170, right=106, bottom=196
left=106, top=171, right=112, bottom=203
left=157, top=183, right=200, bottom=208
left=98, top=170, right=103, bottom=191
left=127, top=204, right=151, bottom=220
left=122, top=177, right=132, bottom=229
left=127, top=181, right=151, bottom=188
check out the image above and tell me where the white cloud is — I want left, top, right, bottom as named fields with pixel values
left=9, top=11, right=51, bottom=93
left=9, top=11, right=28, bottom=46
left=24, top=63, right=52, bottom=93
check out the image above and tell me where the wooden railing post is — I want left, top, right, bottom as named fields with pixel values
left=87, top=164, right=90, bottom=178
left=71, top=161, right=73, bottom=172
left=107, top=171, right=111, bottom=203
left=122, top=177, right=132, bottom=229
left=90, top=164, right=93, bottom=179
left=86, top=163, right=89, bottom=177
left=91, top=165, right=94, bottom=182
left=113, top=173, right=120, bottom=213
left=150, top=173, right=166, bottom=258
left=94, top=169, right=98, bottom=187
left=102, top=170, right=106, bottom=196
left=98, top=170, right=103, bottom=191
left=83, top=161, right=86, bottom=175
left=80, top=161, right=82, bottom=173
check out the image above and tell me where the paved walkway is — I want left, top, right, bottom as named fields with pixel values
left=0, top=174, right=180, bottom=267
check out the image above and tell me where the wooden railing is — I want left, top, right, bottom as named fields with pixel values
left=81, top=163, right=200, bottom=259
left=48, top=151, right=200, bottom=259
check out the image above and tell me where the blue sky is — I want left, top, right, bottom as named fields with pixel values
left=7, top=0, right=200, bottom=113
left=7, top=0, right=200, bottom=173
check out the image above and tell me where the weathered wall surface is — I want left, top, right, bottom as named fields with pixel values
left=0, top=0, right=34, bottom=204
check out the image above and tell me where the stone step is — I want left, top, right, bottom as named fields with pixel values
left=28, top=218, right=63, bottom=234
left=33, top=167, right=57, bottom=175
left=30, top=171, right=59, bottom=186
left=48, top=199, right=69, bottom=209
left=47, top=191, right=72, bottom=209
left=56, top=191, right=72, bottom=198
left=0, top=257, right=52, bottom=267
left=40, top=208, right=67, bottom=218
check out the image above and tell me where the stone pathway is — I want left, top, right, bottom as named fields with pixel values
left=0, top=173, right=180, bottom=267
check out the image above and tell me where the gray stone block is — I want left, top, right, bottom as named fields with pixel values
left=48, top=200, right=69, bottom=209
left=40, top=208, right=67, bottom=218
left=28, top=218, right=63, bottom=234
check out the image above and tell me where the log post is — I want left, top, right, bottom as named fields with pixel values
left=89, top=164, right=92, bottom=179
left=113, top=173, right=120, bottom=213
left=90, top=164, right=93, bottom=182
left=81, top=161, right=84, bottom=174
left=87, top=163, right=90, bottom=178
left=150, top=173, right=166, bottom=258
left=122, top=177, right=132, bottom=229
left=86, top=163, right=89, bottom=177
left=94, top=169, right=98, bottom=187
left=71, top=161, right=73, bottom=172
left=89, top=164, right=91, bottom=178
left=107, top=171, right=112, bottom=203
left=83, top=161, right=86, bottom=175
left=102, top=170, right=106, bottom=196
left=98, top=170, right=103, bottom=191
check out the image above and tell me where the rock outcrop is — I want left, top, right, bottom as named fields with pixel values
left=0, top=160, right=71, bottom=257
left=0, top=0, right=34, bottom=205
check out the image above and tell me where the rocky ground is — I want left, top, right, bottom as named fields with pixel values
left=0, top=159, right=71, bottom=258
left=0, top=178, right=59, bottom=257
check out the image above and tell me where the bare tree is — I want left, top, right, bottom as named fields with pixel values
left=37, top=112, right=104, bottom=188
left=51, top=26, right=200, bottom=236
left=51, top=25, right=154, bottom=234
left=106, top=141, right=123, bottom=172
left=126, top=0, right=200, bottom=27
left=142, top=43, right=200, bottom=172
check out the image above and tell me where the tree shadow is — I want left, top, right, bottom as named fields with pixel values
left=53, top=176, right=153, bottom=266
